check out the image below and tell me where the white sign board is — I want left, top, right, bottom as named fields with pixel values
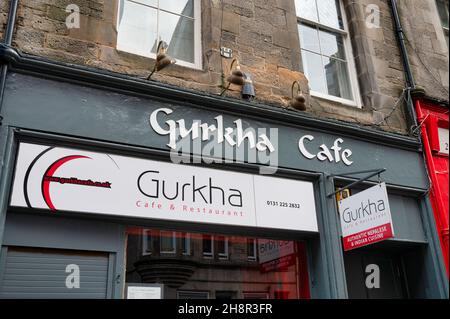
left=438, top=127, right=449, bottom=155
left=127, top=285, right=162, bottom=299
left=253, top=175, right=318, bottom=232
left=10, top=143, right=318, bottom=233
left=338, top=183, right=394, bottom=251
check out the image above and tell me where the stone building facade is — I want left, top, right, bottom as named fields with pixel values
left=0, top=0, right=448, bottom=135
left=0, top=0, right=449, bottom=300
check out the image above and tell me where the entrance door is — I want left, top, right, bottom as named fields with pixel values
left=0, top=247, right=110, bottom=299
left=344, top=248, right=409, bottom=299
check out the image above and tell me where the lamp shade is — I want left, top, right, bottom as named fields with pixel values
left=241, top=73, right=255, bottom=100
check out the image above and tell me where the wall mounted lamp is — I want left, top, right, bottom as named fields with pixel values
left=147, top=40, right=176, bottom=80
left=289, top=81, right=307, bottom=111
left=241, top=72, right=255, bottom=101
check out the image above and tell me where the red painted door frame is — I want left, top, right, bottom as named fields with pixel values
left=415, top=99, right=449, bottom=277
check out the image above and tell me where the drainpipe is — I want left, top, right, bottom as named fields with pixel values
left=0, top=0, right=19, bottom=125
left=389, top=0, right=419, bottom=134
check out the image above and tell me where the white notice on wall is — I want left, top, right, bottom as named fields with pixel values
left=438, top=127, right=449, bottom=155
left=127, top=285, right=162, bottom=299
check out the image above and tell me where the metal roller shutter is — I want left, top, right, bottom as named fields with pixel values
left=0, top=247, right=110, bottom=299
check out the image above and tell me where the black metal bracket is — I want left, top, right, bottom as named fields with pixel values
left=326, top=168, right=386, bottom=198
left=0, top=43, right=21, bottom=65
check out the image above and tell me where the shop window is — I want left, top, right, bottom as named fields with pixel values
left=126, top=228, right=311, bottom=299
left=202, top=234, right=213, bottom=258
left=295, top=0, right=361, bottom=107
left=247, top=238, right=257, bottom=261
left=117, top=0, right=202, bottom=69
left=436, top=0, right=449, bottom=47
left=160, top=231, right=176, bottom=254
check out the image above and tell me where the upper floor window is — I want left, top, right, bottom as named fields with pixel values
left=216, top=236, right=229, bottom=260
left=202, top=234, right=213, bottom=258
left=160, top=230, right=176, bottom=254
left=247, top=238, right=257, bottom=261
left=117, top=0, right=202, bottom=69
left=436, top=0, right=449, bottom=47
left=180, top=232, right=191, bottom=256
left=202, top=235, right=229, bottom=259
left=142, top=229, right=153, bottom=255
left=295, top=0, right=361, bottom=106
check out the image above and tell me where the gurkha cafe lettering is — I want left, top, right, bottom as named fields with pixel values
left=148, top=108, right=354, bottom=167
left=10, top=143, right=319, bottom=233
left=149, top=108, right=275, bottom=152
left=298, top=135, right=353, bottom=166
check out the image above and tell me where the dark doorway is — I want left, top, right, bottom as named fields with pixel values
left=344, top=242, right=426, bottom=299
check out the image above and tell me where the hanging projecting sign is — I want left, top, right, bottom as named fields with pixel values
left=338, top=183, right=394, bottom=251
left=10, top=143, right=318, bottom=233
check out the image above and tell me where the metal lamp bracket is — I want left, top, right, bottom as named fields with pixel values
left=291, top=81, right=302, bottom=98
left=326, top=168, right=387, bottom=198
left=220, top=58, right=242, bottom=96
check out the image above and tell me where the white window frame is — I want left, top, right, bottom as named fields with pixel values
left=142, top=228, right=153, bottom=256
left=160, top=230, right=176, bottom=254
left=116, top=0, right=202, bottom=70
left=296, top=0, right=362, bottom=108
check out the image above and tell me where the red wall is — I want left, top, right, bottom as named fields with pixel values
left=415, top=99, right=449, bottom=277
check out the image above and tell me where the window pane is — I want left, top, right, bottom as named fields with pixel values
left=295, top=0, right=319, bottom=22
left=181, top=233, right=190, bottom=255
left=144, top=230, right=152, bottom=253
left=160, top=0, right=194, bottom=18
left=317, top=0, right=344, bottom=29
left=217, top=236, right=227, bottom=255
left=437, top=0, right=449, bottom=28
left=203, top=234, right=213, bottom=254
left=323, top=57, right=353, bottom=100
left=159, top=11, right=195, bottom=64
left=319, top=29, right=346, bottom=59
left=117, top=1, right=158, bottom=56
left=301, top=50, right=327, bottom=94
left=247, top=238, right=256, bottom=259
left=130, top=0, right=157, bottom=7
left=160, top=231, right=175, bottom=252
left=299, top=24, right=320, bottom=53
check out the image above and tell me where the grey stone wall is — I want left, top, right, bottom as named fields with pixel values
left=398, top=0, right=449, bottom=101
